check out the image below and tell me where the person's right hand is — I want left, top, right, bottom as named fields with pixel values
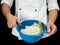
left=6, top=14, right=21, bottom=28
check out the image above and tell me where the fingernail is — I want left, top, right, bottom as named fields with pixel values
left=47, top=30, right=51, bottom=33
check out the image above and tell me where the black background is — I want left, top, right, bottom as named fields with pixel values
left=0, top=0, right=60, bottom=45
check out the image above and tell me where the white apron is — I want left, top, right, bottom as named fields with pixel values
left=12, top=0, right=49, bottom=40
left=1, top=0, right=59, bottom=40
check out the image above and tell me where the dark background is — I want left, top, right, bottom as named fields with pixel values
left=0, top=0, right=60, bottom=45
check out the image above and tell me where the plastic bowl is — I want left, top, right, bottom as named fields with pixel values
left=16, top=20, right=47, bottom=43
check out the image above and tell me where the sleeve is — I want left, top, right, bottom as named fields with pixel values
left=47, top=0, right=60, bottom=11
left=1, top=0, right=14, bottom=8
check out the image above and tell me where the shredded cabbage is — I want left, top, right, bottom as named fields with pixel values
left=21, top=22, right=43, bottom=35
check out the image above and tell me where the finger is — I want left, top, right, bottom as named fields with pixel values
left=7, top=22, right=17, bottom=28
left=13, top=23, right=17, bottom=28
left=49, top=29, right=57, bottom=36
left=49, top=25, right=57, bottom=35
left=8, top=26, right=12, bottom=28
left=46, top=24, right=51, bottom=33
left=7, top=23, right=13, bottom=28
left=16, top=18, right=21, bottom=25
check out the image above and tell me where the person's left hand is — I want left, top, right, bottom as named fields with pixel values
left=46, top=22, right=57, bottom=36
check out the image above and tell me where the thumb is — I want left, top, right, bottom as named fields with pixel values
left=46, top=24, right=51, bottom=33
left=16, top=18, right=21, bottom=25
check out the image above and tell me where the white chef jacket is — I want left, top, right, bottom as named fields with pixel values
left=1, top=0, right=59, bottom=40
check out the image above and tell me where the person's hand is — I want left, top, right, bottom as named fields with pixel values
left=6, top=14, right=21, bottom=28
left=46, top=22, right=57, bottom=36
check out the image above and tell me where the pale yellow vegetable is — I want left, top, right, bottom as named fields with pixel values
left=21, top=22, right=43, bottom=35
